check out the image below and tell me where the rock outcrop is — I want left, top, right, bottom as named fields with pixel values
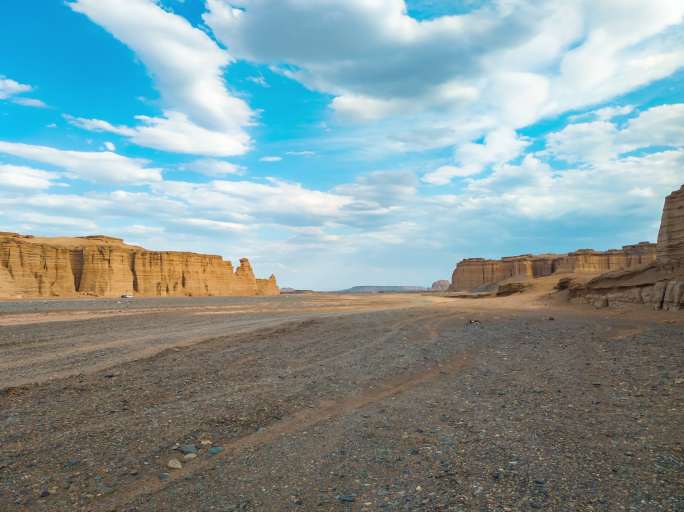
left=569, top=185, right=684, bottom=310
left=449, top=244, right=656, bottom=291
left=430, top=280, right=450, bottom=292
left=0, top=233, right=279, bottom=298
left=656, top=185, right=684, bottom=264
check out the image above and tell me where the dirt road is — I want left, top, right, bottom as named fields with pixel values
left=0, top=294, right=682, bottom=511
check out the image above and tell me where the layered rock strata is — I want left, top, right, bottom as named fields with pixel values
left=449, top=244, right=656, bottom=292
left=0, top=233, right=279, bottom=298
left=656, top=185, right=684, bottom=264
left=572, top=185, right=684, bottom=310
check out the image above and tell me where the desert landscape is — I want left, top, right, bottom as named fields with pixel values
left=3, top=2, right=684, bottom=511
left=0, top=186, right=682, bottom=511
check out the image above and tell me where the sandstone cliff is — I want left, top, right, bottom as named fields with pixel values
left=0, top=233, right=279, bottom=298
left=571, top=184, right=684, bottom=311
left=449, top=244, right=656, bottom=292
left=656, top=185, right=684, bottom=265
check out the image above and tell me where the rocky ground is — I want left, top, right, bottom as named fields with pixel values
left=0, top=293, right=682, bottom=511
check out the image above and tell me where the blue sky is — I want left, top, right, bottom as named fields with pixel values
left=1, top=0, right=683, bottom=290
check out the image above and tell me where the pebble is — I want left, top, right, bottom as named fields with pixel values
left=183, top=453, right=197, bottom=461
left=179, top=444, right=197, bottom=454
left=208, top=446, right=224, bottom=455
left=159, top=473, right=170, bottom=481
left=167, top=458, right=182, bottom=470
left=337, top=495, right=356, bottom=503
left=200, top=439, right=212, bottom=446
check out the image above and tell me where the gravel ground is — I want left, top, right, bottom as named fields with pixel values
left=0, top=294, right=682, bottom=511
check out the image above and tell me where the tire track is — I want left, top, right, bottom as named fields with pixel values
left=91, top=313, right=469, bottom=511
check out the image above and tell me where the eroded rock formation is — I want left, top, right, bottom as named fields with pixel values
left=0, top=233, right=279, bottom=298
left=656, top=185, right=684, bottom=264
left=449, top=244, right=656, bottom=292
left=430, top=280, right=450, bottom=292
left=571, top=185, right=684, bottom=310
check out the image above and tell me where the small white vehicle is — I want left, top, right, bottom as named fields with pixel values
left=120, top=293, right=134, bottom=299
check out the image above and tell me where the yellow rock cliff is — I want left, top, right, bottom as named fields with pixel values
left=0, top=233, right=279, bottom=298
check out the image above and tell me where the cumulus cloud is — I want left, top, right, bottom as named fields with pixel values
left=204, top=0, right=684, bottom=179
left=68, top=0, right=253, bottom=156
left=259, top=156, right=282, bottom=162
left=0, top=141, right=162, bottom=184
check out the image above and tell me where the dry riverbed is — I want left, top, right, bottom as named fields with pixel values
left=0, top=293, right=682, bottom=511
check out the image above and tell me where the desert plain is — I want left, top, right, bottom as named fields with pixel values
left=1, top=288, right=682, bottom=511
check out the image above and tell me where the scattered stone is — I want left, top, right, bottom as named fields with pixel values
left=167, top=458, right=182, bottom=470
left=208, top=446, right=224, bottom=455
left=183, top=453, right=197, bottom=461
left=178, top=444, right=197, bottom=454
left=159, top=473, right=170, bottom=481
left=337, top=495, right=356, bottom=503
left=40, top=490, right=49, bottom=498
left=200, top=439, right=212, bottom=446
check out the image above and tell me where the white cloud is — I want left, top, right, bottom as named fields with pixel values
left=246, top=75, right=269, bottom=87
left=180, top=218, right=248, bottom=232
left=120, top=224, right=165, bottom=235
left=14, top=212, right=98, bottom=230
left=11, top=97, right=47, bottom=108
left=64, top=115, right=135, bottom=136
left=0, top=164, right=61, bottom=189
left=0, top=76, right=31, bottom=99
left=423, top=128, right=529, bottom=184
left=0, top=141, right=162, bottom=184
left=285, top=151, right=315, bottom=157
left=68, top=0, right=253, bottom=156
left=545, top=121, right=619, bottom=163
left=204, top=0, right=684, bottom=167
left=332, top=95, right=406, bottom=122
left=153, top=177, right=354, bottom=228
left=103, top=141, right=116, bottom=151
left=593, top=105, right=635, bottom=120
left=0, top=76, right=45, bottom=108
left=546, top=103, right=684, bottom=163
left=422, top=165, right=476, bottom=185
left=182, top=158, right=244, bottom=176
left=259, top=156, right=282, bottom=162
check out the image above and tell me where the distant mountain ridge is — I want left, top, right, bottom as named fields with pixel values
left=338, top=286, right=427, bottom=294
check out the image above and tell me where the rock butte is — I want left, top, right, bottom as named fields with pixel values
left=0, top=233, right=278, bottom=298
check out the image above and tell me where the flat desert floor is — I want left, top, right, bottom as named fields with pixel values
left=0, top=293, right=682, bottom=511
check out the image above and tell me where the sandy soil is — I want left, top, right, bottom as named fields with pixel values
left=0, top=292, right=682, bottom=511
